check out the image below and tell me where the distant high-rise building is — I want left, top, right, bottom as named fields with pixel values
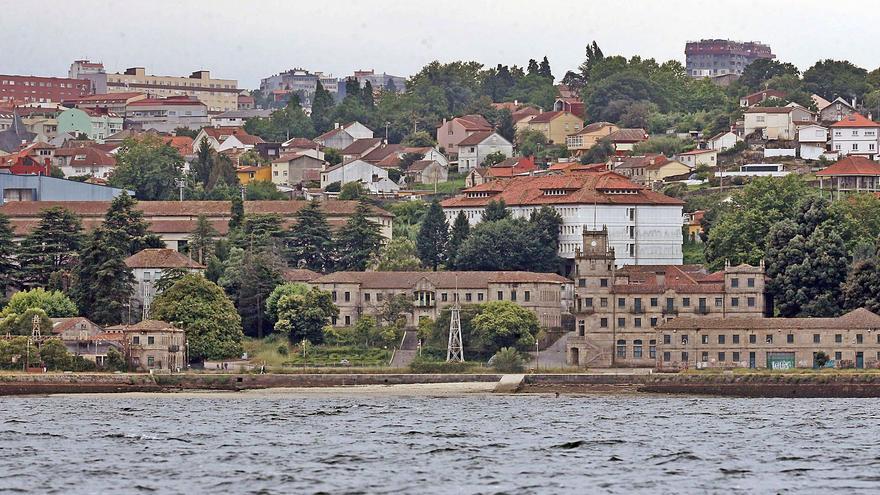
left=685, top=39, right=774, bottom=78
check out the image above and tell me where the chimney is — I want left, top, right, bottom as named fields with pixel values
left=853, top=97, right=857, bottom=108
left=334, top=122, right=340, bottom=129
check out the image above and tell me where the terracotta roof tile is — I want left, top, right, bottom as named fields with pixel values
left=816, top=156, right=880, bottom=176
left=606, top=128, right=648, bottom=142
left=312, top=271, right=570, bottom=289
left=125, top=248, right=205, bottom=269
left=457, top=131, right=497, bottom=146
left=659, top=308, right=880, bottom=330
left=830, top=113, right=880, bottom=128
left=341, top=138, right=382, bottom=155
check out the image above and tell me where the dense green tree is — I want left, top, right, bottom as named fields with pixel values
left=324, top=148, right=342, bottom=166
left=173, top=127, right=199, bottom=139
left=246, top=180, right=286, bottom=200
left=843, top=257, right=880, bottom=314
left=0, top=336, right=39, bottom=369
left=633, top=136, right=693, bottom=156
left=0, top=214, right=17, bottom=293
left=247, top=94, right=316, bottom=141
left=471, top=301, right=538, bottom=355
left=401, top=131, right=436, bottom=147
left=738, top=59, right=800, bottom=91
left=17, top=207, right=83, bottom=289
left=219, top=246, right=284, bottom=338
left=580, top=139, right=615, bottom=164
left=446, top=211, right=470, bottom=269
left=373, top=238, right=422, bottom=271
left=71, top=226, right=134, bottom=325
left=333, top=202, right=383, bottom=271
left=495, top=109, right=516, bottom=143
left=109, top=135, right=184, bottom=200
left=803, top=59, right=869, bottom=102
left=154, top=267, right=189, bottom=294
left=1, top=288, right=77, bottom=318
left=529, top=206, right=563, bottom=253
left=416, top=201, right=448, bottom=270
left=283, top=201, right=332, bottom=273
left=39, top=338, right=71, bottom=370
left=0, top=307, right=52, bottom=337
left=102, top=192, right=163, bottom=255
left=151, top=274, right=244, bottom=361
left=380, top=294, right=414, bottom=327
left=191, top=138, right=215, bottom=188
left=234, top=214, right=284, bottom=250
left=273, top=285, right=338, bottom=343
left=527, top=59, right=539, bottom=76
left=454, top=218, right=558, bottom=272
left=207, top=154, right=239, bottom=193
left=338, top=181, right=365, bottom=200
left=483, top=199, right=509, bottom=222
left=705, top=175, right=811, bottom=271
left=311, top=80, right=335, bottom=134
left=765, top=197, right=849, bottom=317
left=229, top=196, right=245, bottom=233
left=516, top=128, right=548, bottom=158
left=399, top=152, right=425, bottom=171
left=578, top=41, right=605, bottom=85
left=538, top=56, right=553, bottom=80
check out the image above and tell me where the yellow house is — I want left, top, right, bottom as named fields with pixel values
left=525, top=111, right=583, bottom=145
left=645, top=158, right=693, bottom=183
left=236, top=166, right=272, bottom=185
left=566, top=122, right=620, bottom=155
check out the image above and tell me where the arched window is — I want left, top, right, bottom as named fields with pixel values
left=616, top=339, right=626, bottom=358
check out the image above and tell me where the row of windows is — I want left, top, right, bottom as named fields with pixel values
left=0, top=79, right=85, bottom=89
left=583, top=295, right=757, bottom=309
left=615, top=339, right=657, bottom=359
left=662, top=332, right=880, bottom=346
left=834, top=143, right=876, bottom=152
left=833, top=130, right=876, bottom=137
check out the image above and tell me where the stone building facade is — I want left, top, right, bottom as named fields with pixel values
left=656, top=309, right=880, bottom=370
left=309, top=271, right=573, bottom=329
left=567, top=228, right=767, bottom=367
left=106, top=320, right=187, bottom=372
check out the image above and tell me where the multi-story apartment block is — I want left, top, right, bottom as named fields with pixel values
left=0, top=74, right=90, bottom=104
left=124, top=96, right=210, bottom=133
left=351, top=70, right=406, bottom=93
left=71, top=61, right=239, bottom=112
left=567, top=228, right=767, bottom=367
left=260, top=69, right=340, bottom=99
left=685, top=39, right=774, bottom=78
left=441, top=171, right=684, bottom=268
left=309, top=271, right=572, bottom=329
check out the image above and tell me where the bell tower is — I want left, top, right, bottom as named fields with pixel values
left=577, top=226, right=615, bottom=263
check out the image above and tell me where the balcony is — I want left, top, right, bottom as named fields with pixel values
left=661, top=307, right=678, bottom=316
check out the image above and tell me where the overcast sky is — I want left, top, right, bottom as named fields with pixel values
left=2, top=0, right=878, bottom=89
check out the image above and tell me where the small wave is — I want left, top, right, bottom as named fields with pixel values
left=720, top=468, right=751, bottom=475
left=609, top=455, right=624, bottom=462
left=553, top=440, right=586, bottom=449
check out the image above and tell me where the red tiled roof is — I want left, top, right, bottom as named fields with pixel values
left=441, top=171, right=684, bottom=208
left=70, top=92, right=146, bottom=103
left=362, top=144, right=403, bottom=163
left=615, top=154, right=671, bottom=171
left=743, top=107, right=794, bottom=114
left=283, top=137, right=320, bottom=150
left=529, top=111, right=572, bottom=124
left=457, top=131, right=496, bottom=146
left=165, top=136, right=194, bottom=155
left=341, top=138, right=382, bottom=155
left=606, top=128, right=648, bottom=142
left=282, top=268, right=322, bottom=282
left=55, top=146, right=116, bottom=167
left=201, top=127, right=248, bottom=140
left=816, top=156, right=880, bottom=176
left=311, top=271, right=570, bottom=289
left=124, top=248, right=205, bottom=269
left=678, top=149, right=716, bottom=156
left=829, top=113, right=880, bottom=128
left=127, top=96, right=205, bottom=107
left=574, top=122, right=616, bottom=136
left=454, top=114, right=492, bottom=131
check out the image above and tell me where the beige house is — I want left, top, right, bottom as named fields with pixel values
left=105, top=67, right=239, bottom=112
left=105, top=320, right=187, bottom=371
left=51, top=317, right=124, bottom=367
left=125, top=249, right=206, bottom=320
left=405, top=160, right=448, bottom=184
left=744, top=106, right=814, bottom=140
left=526, top=111, right=582, bottom=145
left=657, top=308, right=880, bottom=370
left=566, top=122, right=619, bottom=155
left=675, top=149, right=718, bottom=168
left=613, top=155, right=692, bottom=185
left=436, top=114, right=493, bottom=156
left=309, top=271, right=572, bottom=329
left=567, top=229, right=766, bottom=367
left=271, top=153, right=326, bottom=186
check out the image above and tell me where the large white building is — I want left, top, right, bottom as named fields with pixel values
left=830, top=113, right=880, bottom=159
left=440, top=171, right=684, bottom=270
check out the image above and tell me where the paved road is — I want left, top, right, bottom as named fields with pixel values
left=528, top=331, right=575, bottom=369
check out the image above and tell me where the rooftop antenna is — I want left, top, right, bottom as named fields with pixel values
left=446, top=275, right=464, bottom=362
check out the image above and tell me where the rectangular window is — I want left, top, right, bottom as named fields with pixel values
left=731, top=297, right=739, bottom=307
left=747, top=297, right=756, bottom=307
left=718, top=352, right=726, bottom=362
left=835, top=351, right=842, bottom=361
left=585, top=297, right=593, bottom=307
left=600, top=278, right=608, bottom=287
left=633, top=341, right=643, bottom=358
left=857, top=334, right=864, bottom=344
left=718, top=335, right=726, bottom=344
left=663, top=352, right=671, bottom=362
left=578, top=320, right=585, bottom=336
left=147, top=356, right=155, bottom=367
left=650, top=297, right=658, bottom=307
left=701, top=334, right=709, bottom=345
left=441, top=293, right=448, bottom=302
left=147, top=336, right=155, bottom=345
left=497, top=291, right=503, bottom=301
left=365, top=293, right=371, bottom=302
left=681, top=352, right=689, bottom=362
left=344, top=292, right=350, bottom=302
left=813, top=334, right=821, bottom=344
left=377, top=293, right=384, bottom=302
left=578, top=278, right=586, bottom=287
left=650, top=317, right=658, bottom=326
left=786, top=334, right=794, bottom=344
left=600, top=318, right=608, bottom=328
left=132, top=336, right=140, bottom=345
left=649, top=341, right=657, bottom=359
left=747, top=278, right=755, bottom=288
left=663, top=334, right=671, bottom=345
left=731, top=278, right=739, bottom=288
left=732, top=334, right=740, bottom=344
left=681, top=335, right=688, bottom=345
left=600, top=297, right=608, bottom=308
left=634, top=318, right=642, bottom=328
left=617, top=318, right=626, bottom=328
left=618, top=297, right=626, bottom=308
left=749, top=334, right=756, bottom=344
left=732, top=352, right=740, bottom=362
left=511, top=290, right=517, bottom=301
left=682, top=297, right=690, bottom=307
left=617, top=340, right=626, bottom=358
left=465, top=293, right=472, bottom=302
left=345, top=315, right=351, bottom=326
left=835, top=334, right=842, bottom=343
left=766, top=334, right=773, bottom=344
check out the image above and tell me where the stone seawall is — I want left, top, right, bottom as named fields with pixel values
left=0, top=373, right=502, bottom=396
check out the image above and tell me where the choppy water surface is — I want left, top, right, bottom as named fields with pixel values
left=1, top=391, right=879, bottom=494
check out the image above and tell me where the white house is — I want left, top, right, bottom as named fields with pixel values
left=830, top=113, right=880, bottom=159
left=441, top=171, right=684, bottom=267
left=456, top=131, right=514, bottom=172
left=192, top=127, right=253, bottom=153
left=675, top=149, right=718, bottom=168
left=743, top=106, right=814, bottom=140
left=706, top=131, right=740, bottom=151
left=797, top=124, right=828, bottom=160
left=314, top=122, right=374, bottom=150
left=210, top=109, right=272, bottom=127
left=404, top=146, right=449, bottom=167
left=217, top=133, right=264, bottom=153
left=320, top=159, right=399, bottom=195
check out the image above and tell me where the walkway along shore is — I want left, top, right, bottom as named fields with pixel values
left=5, top=371, right=880, bottom=397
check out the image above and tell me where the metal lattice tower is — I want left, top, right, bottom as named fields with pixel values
left=31, top=314, right=42, bottom=341
left=447, top=293, right=464, bottom=363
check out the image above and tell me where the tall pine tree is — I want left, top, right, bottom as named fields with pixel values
left=483, top=199, right=510, bottom=222
left=189, top=214, right=218, bottom=265
left=311, top=80, right=335, bottom=134
left=0, top=214, right=17, bottom=294
left=285, top=200, right=334, bottom=272
left=18, top=207, right=83, bottom=289
left=71, top=227, right=134, bottom=325
left=446, top=211, right=470, bottom=270
left=416, top=200, right=448, bottom=270
left=333, top=202, right=383, bottom=271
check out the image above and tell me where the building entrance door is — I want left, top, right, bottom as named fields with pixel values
left=856, top=352, right=864, bottom=369
left=749, top=352, right=756, bottom=369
